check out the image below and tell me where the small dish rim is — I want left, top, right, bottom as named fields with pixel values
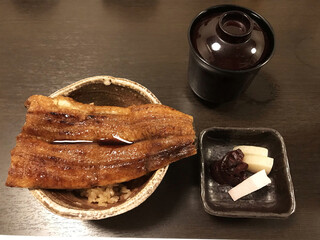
left=199, top=126, right=296, bottom=219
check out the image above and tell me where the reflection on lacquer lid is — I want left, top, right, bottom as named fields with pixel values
left=191, top=9, right=273, bottom=70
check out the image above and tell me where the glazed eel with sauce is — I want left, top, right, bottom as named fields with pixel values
left=6, top=95, right=197, bottom=189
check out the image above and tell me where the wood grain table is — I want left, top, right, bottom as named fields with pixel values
left=0, top=0, right=319, bottom=239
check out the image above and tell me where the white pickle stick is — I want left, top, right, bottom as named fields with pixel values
left=228, top=169, right=271, bottom=201
left=233, top=145, right=268, bottom=157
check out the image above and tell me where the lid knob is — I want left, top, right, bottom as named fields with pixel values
left=217, top=11, right=253, bottom=43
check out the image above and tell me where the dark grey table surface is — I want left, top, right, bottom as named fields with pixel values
left=0, top=0, right=319, bottom=239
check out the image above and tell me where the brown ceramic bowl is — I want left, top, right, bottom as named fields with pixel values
left=29, top=76, right=169, bottom=220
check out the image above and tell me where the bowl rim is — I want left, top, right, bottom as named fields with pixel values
left=29, top=75, right=169, bottom=220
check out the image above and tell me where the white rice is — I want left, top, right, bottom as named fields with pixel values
left=80, top=184, right=131, bottom=207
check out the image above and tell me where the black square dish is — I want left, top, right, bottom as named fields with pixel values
left=199, top=127, right=296, bottom=218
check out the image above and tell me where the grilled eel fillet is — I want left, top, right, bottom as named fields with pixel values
left=6, top=95, right=196, bottom=189
left=22, top=95, right=194, bottom=142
